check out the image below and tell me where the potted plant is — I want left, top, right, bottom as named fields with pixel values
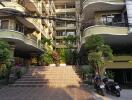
left=59, top=49, right=66, bottom=66
left=52, top=51, right=60, bottom=67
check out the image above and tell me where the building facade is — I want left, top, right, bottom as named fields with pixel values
left=81, top=0, right=132, bottom=86
left=0, top=0, right=56, bottom=66
left=53, top=0, right=81, bottom=49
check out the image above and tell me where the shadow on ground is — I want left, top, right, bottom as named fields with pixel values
left=0, top=85, right=99, bottom=100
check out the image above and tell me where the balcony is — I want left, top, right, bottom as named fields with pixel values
left=56, top=24, right=76, bottom=30
left=83, top=25, right=128, bottom=37
left=100, top=55, right=132, bottom=73
left=104, top=61, right=132, bottom=71
left=0, top=29, right=42, bottom=50
left=113, top=56, right=132, bottom=61
left=56, top=8, right=76, bottom=13
left=0, top=1, right=26, bottom=13
left=21, top=0, right=41, bottom=14
left=82, top=25, right=128, bottom=44
left=83, top=0, right=124, bottom=20
left=55, top=36, right=66, bottom=39
left=83, top=0, right=124, bottom=8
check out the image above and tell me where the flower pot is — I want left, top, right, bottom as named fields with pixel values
left=60, top=63, right=66, bottom=67
left=49, top=64, right=56, bottom=67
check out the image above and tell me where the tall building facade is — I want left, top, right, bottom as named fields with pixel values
left=81, top=0, right=132, bottom=85
left=54, top=0, right=81, bottom=49
left=0, top=0, right=56, bottom=66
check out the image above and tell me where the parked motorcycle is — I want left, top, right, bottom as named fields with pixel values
left=103, top=78, right=121, bottom=97
left=94, top=82, right=105, bottom=96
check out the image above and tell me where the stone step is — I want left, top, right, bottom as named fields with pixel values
left=22, top=75, right=79, bottom=78
left=10, top=83, right=80, bottom=87
left=18, top=78, right=48, bottom=81
left=15, top=81, right=48, bottom=84
left=19, top=78, right=80, bottom=81
left=15, top=81, right=79, bottom=84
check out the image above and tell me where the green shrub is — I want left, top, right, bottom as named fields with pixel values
left=0, top=64, right=7, bottom=79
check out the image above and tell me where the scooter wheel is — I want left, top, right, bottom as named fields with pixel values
left=100, top=90, right=105, bottom=96
left=116, top=92, right=120, bottom=97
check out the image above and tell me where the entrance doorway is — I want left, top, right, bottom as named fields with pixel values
left=106, top=69, right=132, bottom=88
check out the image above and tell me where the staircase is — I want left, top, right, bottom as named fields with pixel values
left=10, top=66, right=82, bottom=87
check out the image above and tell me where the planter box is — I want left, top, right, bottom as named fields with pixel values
left=49, top=64, right=56, bottom=67
left=60, top=63, right=66, bottom=67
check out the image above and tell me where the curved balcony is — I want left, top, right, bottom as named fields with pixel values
left=23, top=0, right=41, bottom=14
left=83, top=25, right=128, bottom=37
left=82, top=25, right=129, bottom=44
left=0, top=1, right=26, bottom=13
left=83, top=0, right=124, bottom=20
left=0, top=29, right=42, bottom=51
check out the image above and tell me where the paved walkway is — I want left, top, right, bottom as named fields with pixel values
left=92, top=89, right=132, bottom=100
left=0, top=86, right=94, bottom=100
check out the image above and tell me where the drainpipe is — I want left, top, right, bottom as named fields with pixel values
left=126, top=0, right=132, bottom=33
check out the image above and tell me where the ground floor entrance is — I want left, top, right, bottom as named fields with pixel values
left=106, top=69, right=132, bottom=88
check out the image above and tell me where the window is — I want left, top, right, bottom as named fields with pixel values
left=0, top=20, right=9, bottom=29
left=56, top=31, right=66, bottom=36
left=101, top=14, right=122, bottom=25
left=56, top=40, right=63, bottom=45
left=67, top=31, right=75, bottom=36
left=16, top=22, right=24, bottom=33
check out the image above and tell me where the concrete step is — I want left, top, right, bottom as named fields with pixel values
left=17, top=78, right=80, bottom=81
left=10, top=83, right=80, bottom=87
left=11, top=66, right=82, bottom=88
left=15, top=81, right=48, bottom=84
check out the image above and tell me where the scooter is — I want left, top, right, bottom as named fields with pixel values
left=103, top=78, right=121, bottom=97
left=94, top=82, right=105, bottom=96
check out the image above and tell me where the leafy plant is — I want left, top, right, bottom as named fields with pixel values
left=0, top=64, right=7, bottom=79
left=106, top=71, right=114, bottom=79
left=52, top=51, right=60, bottom=65
left=64, top=35, right=78, bottom=48
left=0, top=40, right=11, bottom=83
left=59, top=48, right=66, bottom=63
left=85, top=35, right=113, bottom=75
left=41, top=37, right=51, bottom=46
left=40, top=51, right=53, bottom=65
left=0, top=39, right=11, bottom=63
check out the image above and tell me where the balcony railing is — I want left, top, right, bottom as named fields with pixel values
left=0, top=29, right=42, bottom=50
left=83, top=0, right=124, bottom=9
left=82, top=21, right=128, bottom=31
left=0, top=0, right=26, bottom=12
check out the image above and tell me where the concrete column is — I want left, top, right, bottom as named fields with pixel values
left=10, top=45, right=15, bottom=61
left=9, top=44, right=16, bottom=83
left=126, top=0, right=132, bottom=33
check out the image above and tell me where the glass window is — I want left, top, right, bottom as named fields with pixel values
left=67, top=31, right=75, bottom=36
left=0, top=20, right=9, bottom=29
left=101, top=14, right=122, bottom=25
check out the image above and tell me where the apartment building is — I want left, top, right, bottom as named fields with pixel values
left=0, top=0, right=56, bottom=66
left=81, top=0, right=132, bottom=86
left=53, top=0, right=80, bottom=49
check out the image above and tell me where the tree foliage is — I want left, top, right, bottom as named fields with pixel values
left=0, top=40, right=11, bottom=81
left=85, top=35, right=113, bottom=75
left=85, top=35, right=104, bottom=51
left=0, top=40, right=11, bottom=63
left=64, top=35, right=78, bottom=47
left=41, top=36, right=51, bottom=46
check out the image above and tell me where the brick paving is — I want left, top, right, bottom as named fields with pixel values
left=0, top=66, right=95, bottom=100
left=0, top=86, right=94, bottom=100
